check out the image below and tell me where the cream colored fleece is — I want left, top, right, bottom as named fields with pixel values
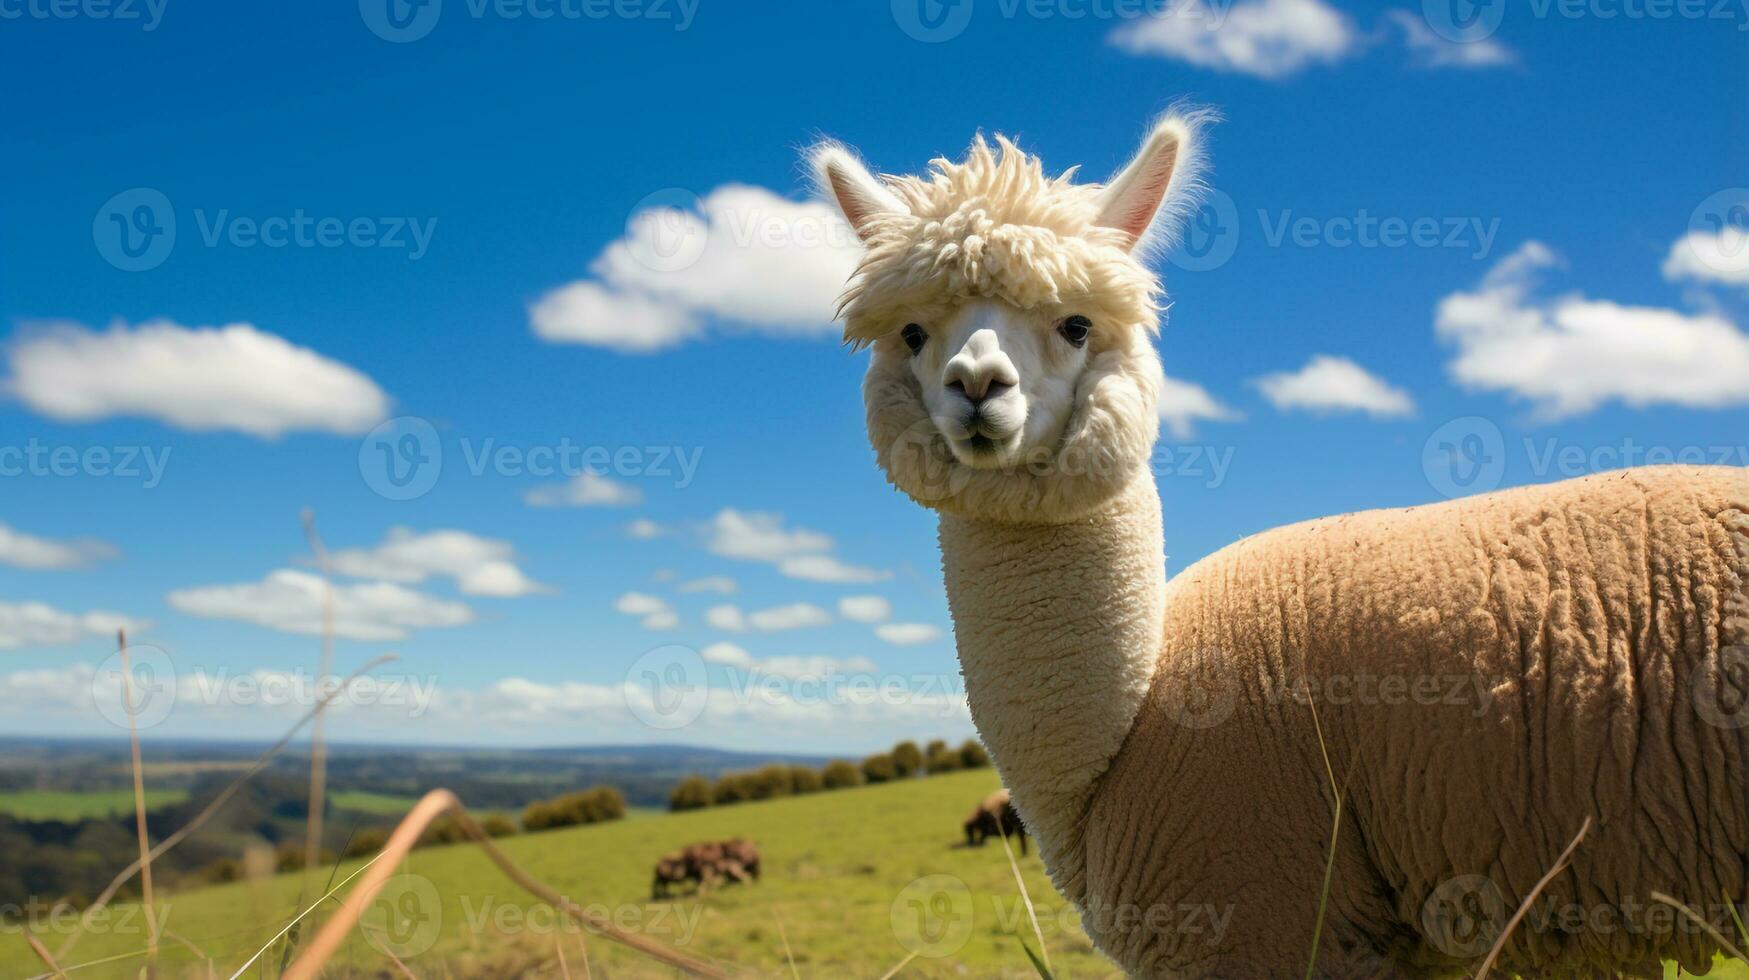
left=1078, top=465, right=1749, bottom=978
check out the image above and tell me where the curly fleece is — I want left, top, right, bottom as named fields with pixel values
left=1088, top=466, right=1749, bottom=977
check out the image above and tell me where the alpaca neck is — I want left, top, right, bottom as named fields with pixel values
left=938, top=471, right=1166, bottom=902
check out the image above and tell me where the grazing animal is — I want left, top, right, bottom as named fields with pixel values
left=963, top=789, right=1028, bottom=856
left=656, top=839, right=762, bottom=899
left=811, top=112, right=1749, bottom=977
left=651, top=851, right=688, bottom=900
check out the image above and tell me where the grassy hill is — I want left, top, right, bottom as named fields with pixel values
left=5, top=769, right=1112, bottom=978
left=9, top=767, right=1747, bottom=978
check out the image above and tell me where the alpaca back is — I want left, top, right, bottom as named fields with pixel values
left=1083, top=465, right=1749, bottom=977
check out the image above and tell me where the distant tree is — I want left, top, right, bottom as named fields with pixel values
left=712, top=773, right=756, bottom=805
left=346, top=827, right=391, bottom=857
left=752, top=765, right=795, bottom=800
left=926, top=745, right=963, bottom=774
left=522, top=785, right=626, bottom=831
left=925, top=739, right=948, bottom=757
left=891, top=741, right=924, bottom=778
left=958, top=739, right=990, bottom=769
left=480, top=814, right=519, bottom=838
left=821, top=759, right=863, bottom=790
left=788, top=765, right=824, bottom=794
left=862, top=753, right=897, bottom=784
left=668, top=775, right=713, bottom=812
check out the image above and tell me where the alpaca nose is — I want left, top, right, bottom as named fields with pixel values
left=945, top=329, right=1019, bottom=406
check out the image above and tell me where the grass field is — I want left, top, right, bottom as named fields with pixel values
left=0, top=788, right=189, bottom=822
left=4, top=769, right=1747, bottom=978
left=325, top=789, right=422, bottom=816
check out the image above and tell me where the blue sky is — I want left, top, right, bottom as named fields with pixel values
left=0, top=0, right=1744, bottom=752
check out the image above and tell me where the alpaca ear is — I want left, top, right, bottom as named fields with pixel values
left=1095, top=113, right=1205, bottom=254
left=810, top=142, right=905, bottom=242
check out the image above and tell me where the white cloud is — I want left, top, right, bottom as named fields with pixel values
left=837, top=595, right=892, bottom=623
left=0, top=523, right=117, bottom=570
left=1254, top=355, right=1416, bottom=418
left=706, top=602, right=833, bottom=632
left=530, top=185, right=859, bottom=353
left=706, top=604, right=748, bottom=632
left=700, top=641, right=754, bottom=668
left=875, top=623, right=945, bottom=646
left=614, top=592, right=677, bottom=631
left=1110, top=0, right=1358, bottom=79
left=524, top=471, right=643, bottom=508
left=1157, top=371, right=1242, bottom=439
left=167, top=569, right=473, bottom=641
left=749, top=603, right=833, bottom=631
left=1436, top=241, right=1749, bottom=417
left=326, top=528, right=549, bottom=598
left=1385, top=10, right=1515, bottom=69
left=678, top=575, right=737, bottom=595
left=703, top=509, right=888, bottom=583
left=613, top=592, right=669, bottom=616
left=700, top=641, right=873, bottom=679
left=777, top=555, right=892, bottom=584
left=626, top=519, right=669, bottom=540
left=4, top=320, right=390, bottom=438
left=1663, top=229, right=1749, bottom=288
left=0, top=602, right=145, bottom=649
left=704, top=509, right=833, bottom=562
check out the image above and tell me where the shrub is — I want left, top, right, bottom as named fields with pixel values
left=788, top=765, right=824, bottom=794
left=480, top=814, right=519, bottom=838
left=752, top=765, right=795, bottom=800
left=958, top=739, right=990, bottom=769
left=668, top=775, right=713, bottom=812
left=345, top=827, right=391, bottom=858
left=862, top=753, right=897, bottom=784
left=926, top=739, right=948, bottom=757
left=926, top=745, right=963, bottom=774
left=821, top=759, right=863, bottom=789
left=892, top=741, right=924, bottom=778
left=712, top=773, right=757, bottom=805
left=523, top=786, right=626, bottom=831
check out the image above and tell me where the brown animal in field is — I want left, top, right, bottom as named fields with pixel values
left=658, top=839, right=761, bottom=897
left=719, top=837, right=760, bottom=881
left=963, top=789, right=1027, bottom=855
left=651, top=851, right=688, bottom=900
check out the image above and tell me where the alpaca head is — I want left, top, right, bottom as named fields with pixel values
left=812, top=112, right=1206, bottom=523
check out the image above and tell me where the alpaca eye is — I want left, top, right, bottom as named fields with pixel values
left=1058, top=315, right=1092, bottom=348
left=901, top=323, right=928, bottom=355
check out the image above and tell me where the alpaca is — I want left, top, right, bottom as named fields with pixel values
left=811, top=113, right=1749, bottom=977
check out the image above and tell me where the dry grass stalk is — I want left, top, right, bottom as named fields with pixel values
left=1474, top=816, right=1593, bottom=980
left=875, top=950, right=919, bottom=980
left=774, top=907, right=800, bottom=980
left=299, top=510, right=338, bottom=880
left=22, top=932, right=65, bottom=978
left=1650, top=892, right=1749, bottom=964
left=117, top=628, right=162, bottom=963
left=56, top=653, right=400, bottom=961
left=282, top=789, right=733, bottom=980
left=998, top=826, right=1051, bottom=976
